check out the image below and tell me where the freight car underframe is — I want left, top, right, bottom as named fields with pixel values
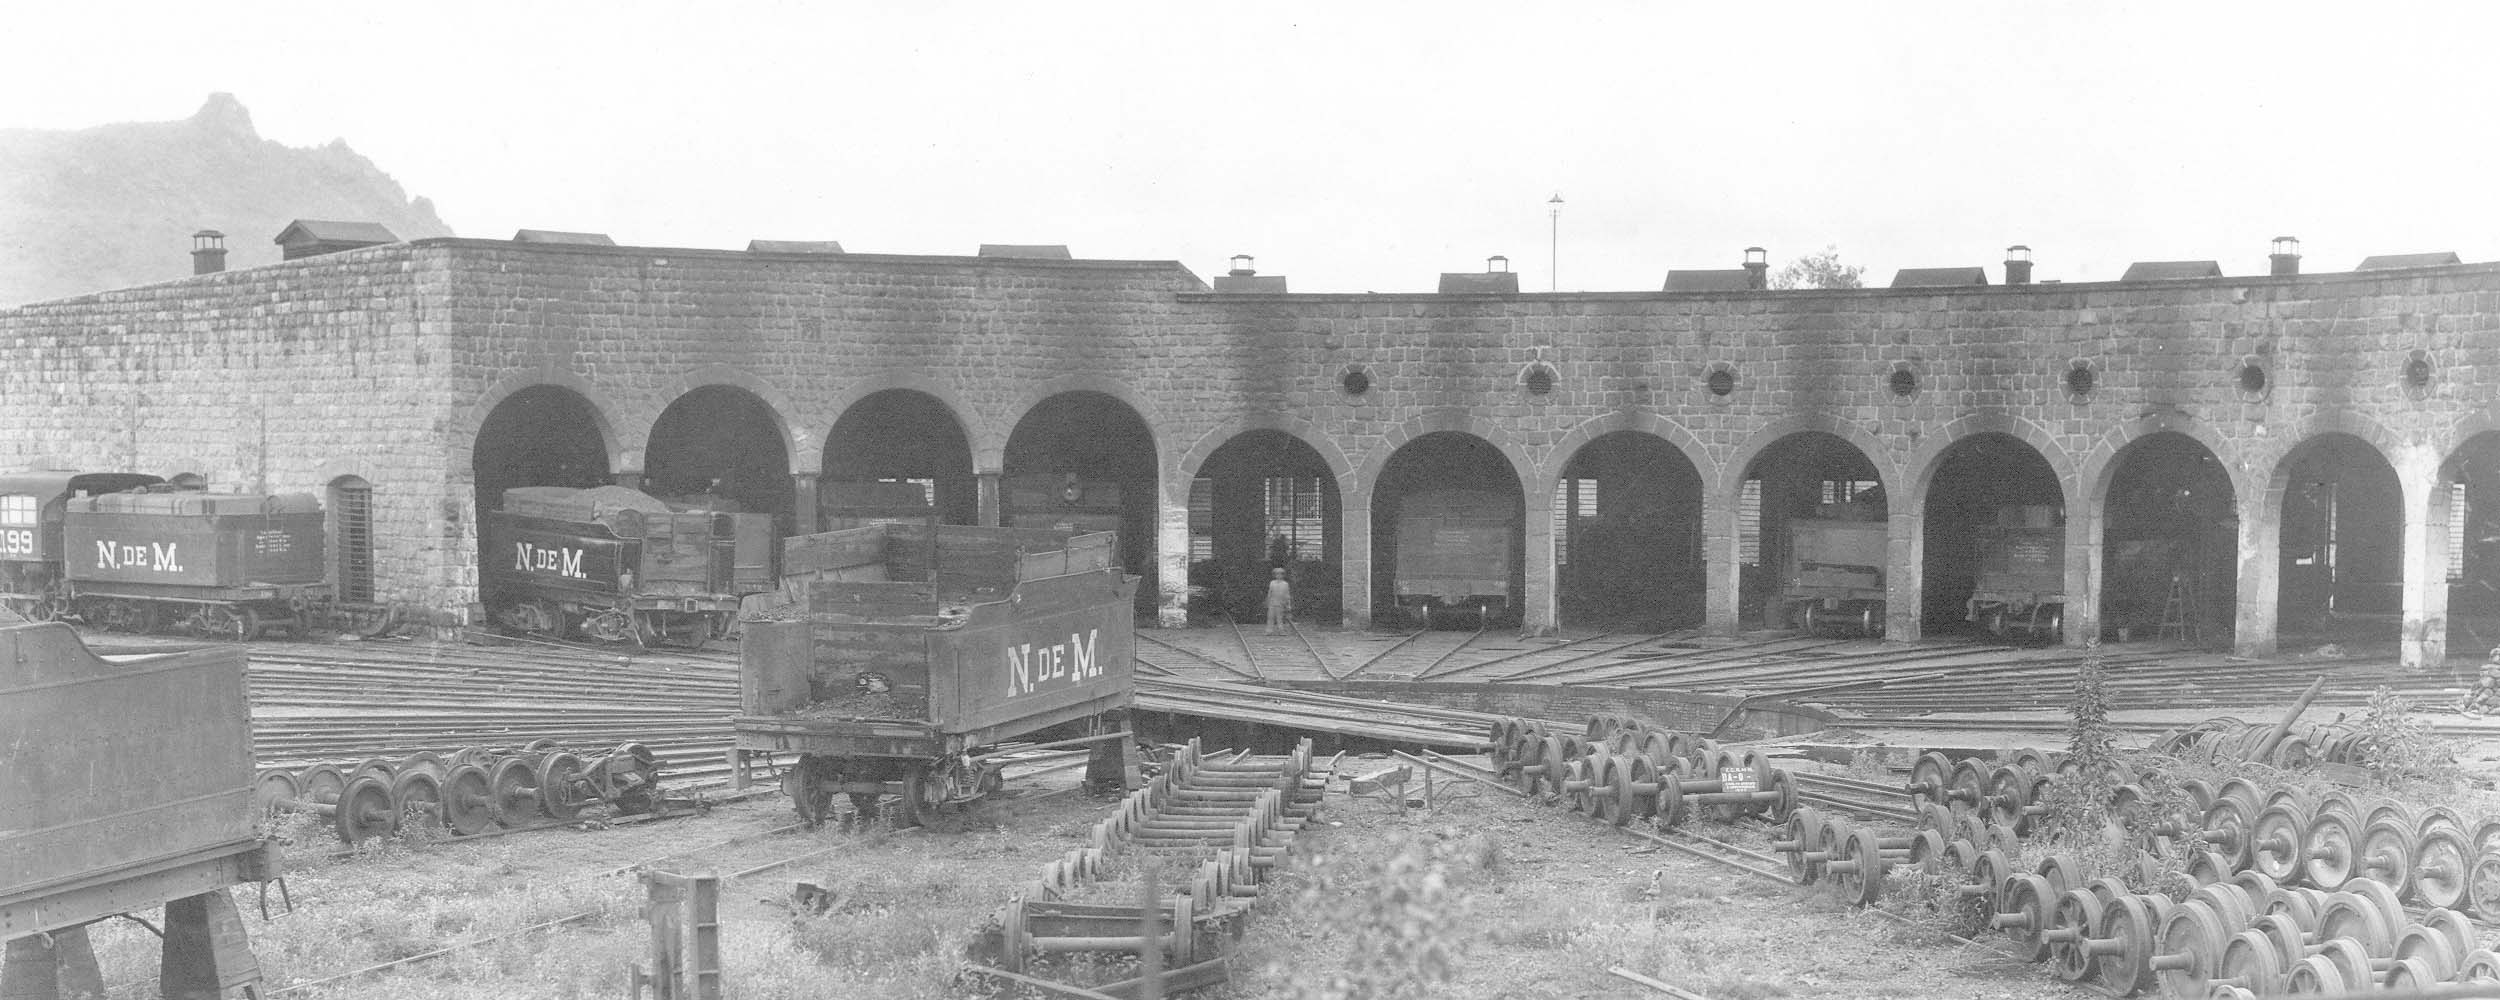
left=4, top=581, right=337, bottom=640
left=1964, top=590, right=2068, bottom=641
left=491, top=593, right=740, bottom=650
left=733, top=716, right=1130, bottom=828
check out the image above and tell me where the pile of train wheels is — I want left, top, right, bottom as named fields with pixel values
left=1874, top=745, right=2500, bottom=996
left=782, top=754, right=1005, bottom=830
left=1490, top=714, right=1799, bottom=830
left=250, top=739, right=664, bottom=847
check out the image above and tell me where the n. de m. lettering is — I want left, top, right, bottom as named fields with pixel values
left=1006, top=629, right=1100, bottom=697
left=514, top=542, right=587, bottom=579
left=94, top=540, right=181, bottom=573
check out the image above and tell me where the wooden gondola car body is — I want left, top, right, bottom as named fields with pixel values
left=1965, top=505, right=2068, bottom=641
left=1782, top=503, right=1887, bottom=636
left=736, top=524, right=1134, bottom=825
left=1391, top=488, right=1517, bottom=627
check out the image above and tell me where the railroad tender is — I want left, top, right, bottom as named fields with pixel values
left=735, top=524, right=1136, bottom=827
left=1, top=622, right=275, bottom=999
left=1391, top=488, right=1518, bottom=629
left=480, top=485, right=777, bottom=648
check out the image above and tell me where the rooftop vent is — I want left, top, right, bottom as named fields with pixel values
left=512, top=229, right=617, bottom=246
left=273, top=219, right=400, bottom=260
left=2358, top=251, right=2461, bottom=270
left=191, top=229, right=227, bottom=275
left=2270, top=236, right=2301, bottom=277
left=2119, top=260, right=2223, bottom=281
left=1890, top=266, right=1988, bottom=288
left=977, top=244, right=1072, bottom=259
left=1744, top=246, right=1769, bottom=289
left=746, top=240, right=846, bottom=254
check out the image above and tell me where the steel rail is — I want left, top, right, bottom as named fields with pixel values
left=1133, top=631, right=1265, bottom=682
left=1338, top=626, right=1436, bottom=679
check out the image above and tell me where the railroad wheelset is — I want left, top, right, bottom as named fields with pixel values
left=254, top=739, right=664, bottom=844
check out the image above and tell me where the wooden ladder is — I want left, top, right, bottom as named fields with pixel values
left=2156, top=571, right=2195, bottom=644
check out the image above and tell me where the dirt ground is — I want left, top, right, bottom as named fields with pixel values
left=59, top=751, right=2120, bottom=1000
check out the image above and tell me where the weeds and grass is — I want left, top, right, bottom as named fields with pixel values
left=1844, top=745, right=1896, bottom=783
left=2355, top=685, right=2463, bottom=791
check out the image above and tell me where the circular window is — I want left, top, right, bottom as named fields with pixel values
left=2065, top=362, right=2097, bottom=398
left=1705, top=368, right=1737, bottom=397
left=2405, top=352, right=2433, bottom=396
left=1341, top=369, right=1372, bottom=395
left=2237, top=363, right=2268, bottom=395
left=1887, top=368, right=1918, bottom=398
left=1522, top=363, right=1557, bottom=395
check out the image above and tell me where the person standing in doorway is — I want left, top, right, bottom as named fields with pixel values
left=1264, top=567, right=1292, bottom=635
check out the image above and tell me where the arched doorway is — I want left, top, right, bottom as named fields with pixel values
left=2275, top=433, right=2403, bottom=650
left=1920, top=433, right=2065, bottom=640
left=1190, top=429, right=1341, bottom=624
left=821, top=389, right=976, bottom=529
left=1001, top=391, right=1158, bottom=610
left=1554, top=431, right=1704, bottom=630
left=471, top=384, right=611, bottom=523
left=1738, top=432, right=1884, bottom=633
left=2100, top=432, right=2237, bottom=646
left=2440, top=433, right=2500, bottom=657
left=1371, top=432, right=1524, bottom=629
left=646, top=385, right=795, bottom=533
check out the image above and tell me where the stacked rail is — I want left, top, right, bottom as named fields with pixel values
left=970, top=738, right=1333, bottom=997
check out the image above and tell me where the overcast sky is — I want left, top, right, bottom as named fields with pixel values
left=10, top=2, right=2495, bottom=293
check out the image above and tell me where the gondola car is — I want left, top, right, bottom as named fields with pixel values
left=735, top=524, right=1135, bottom=827
left=63, top=486, right=329, bottom=639
left=1964, top=505, right=2067, bottom=641
left=480, top=485, right=776, bottom=647
left=1391, top=488, right=1518, bottom=628
left=0, top=470, right=165, bottom=622
left=1783, top=502, right=1886, bottom=636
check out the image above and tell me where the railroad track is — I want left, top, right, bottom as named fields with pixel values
left=1135, top=675, right=1498, bottom=748
left=1226, top=617, right=1337, bottom=680
left=1337, top=626, right=1484, bottom=680
left=1789, top=770, right=1921, bottom=824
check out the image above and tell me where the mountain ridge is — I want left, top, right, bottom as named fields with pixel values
left=0, top=93, right=454, bottom=306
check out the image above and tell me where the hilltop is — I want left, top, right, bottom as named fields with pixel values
left=0, top=93, right=453, bottom=305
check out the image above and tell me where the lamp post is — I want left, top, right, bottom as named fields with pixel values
left=1547, top=192, right=1563, bottom=292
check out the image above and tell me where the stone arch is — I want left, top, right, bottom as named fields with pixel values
left=1903, top=413, right=2084, bottom=512
left=456, top=368, right=628, bottom=472
left=2080, top=411, right=2257, bottom=509
left=818, top=371, right=981, bottom=456
left=986, top=374, right=1166, bottom=472
left=1544, top=411, right=1719, bottom=500
left=1721, top=413, right=1899, bottom=504
left=1174, top=411, right=1355, bottom=484
left=1351, top=408, right=1537, bottom=491
left=651, top=364, right=809, bottom=474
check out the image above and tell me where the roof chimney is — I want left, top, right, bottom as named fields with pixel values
left=1228, top=253, right=1255, bottom=277
left=2005, top=245, right=2033, bottom=285
left=1743, top=247, right=1769, bottom=290
left=2270, top=235, right=2302, bottom=277
left=1436, top=256, right=1519, bottom=294
left=191, top=230, right=227, bottom=275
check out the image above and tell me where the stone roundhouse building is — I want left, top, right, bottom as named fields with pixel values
left=5, top=234, right=2498, bottom=667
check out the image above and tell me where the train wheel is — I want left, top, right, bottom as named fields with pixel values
left=538, top=752, right=589, bottom=822
left=900, top=766, right=945, bottom=828
left=1802, top=604, right=1824, bottom=635
left=782, top=766, right=828, bottom=828
left=579, top=609, right=633, bottom=644
left=1983, top=606, right=2007, bottom=637
left=193, top=605, right=259, bottom=641
left=2034, top=604, right=2065, bottom=642
left=442, top=764, right=497, bottom=836
left=391, top=770, right=446, bottom=833
left=333, top=776, right=398, bottom=846
left=490, top=757, right=543, bottom=827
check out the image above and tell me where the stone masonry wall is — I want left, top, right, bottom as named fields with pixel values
left=5, top=236, right=2498, bottom=648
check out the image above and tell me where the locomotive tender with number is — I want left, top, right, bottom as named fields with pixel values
left=479, top=485, right=778, bottom=648
left=0, top=471, right=330, bottom=638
